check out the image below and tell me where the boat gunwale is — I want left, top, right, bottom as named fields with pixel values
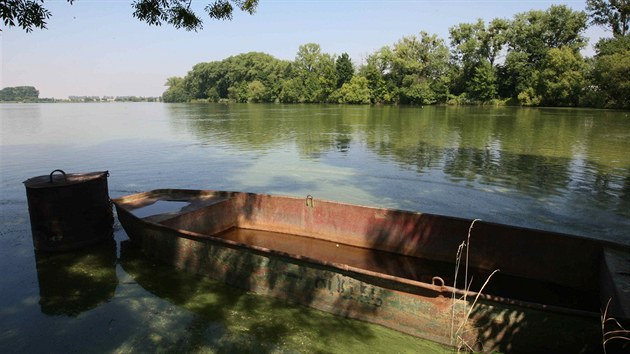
left=112, top=188, right=605, bottom=319
left=113, top=189, right=630, bottom=252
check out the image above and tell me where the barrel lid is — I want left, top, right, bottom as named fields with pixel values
left=24, top=170, right=109, bottom=188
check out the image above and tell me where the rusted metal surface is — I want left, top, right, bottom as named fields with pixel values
left=113, top=189, right=630, bottom=353
left=24, top=170, right=113, bottom=251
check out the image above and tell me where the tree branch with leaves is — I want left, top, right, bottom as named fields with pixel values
left=1, top=0, right=259, bottom=32
left=587, top=0, right=630, bottom=37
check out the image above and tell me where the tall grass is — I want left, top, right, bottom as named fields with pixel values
left=450, top=219, right=500, bottom=353
left=602, top=298, right=630, bottom=354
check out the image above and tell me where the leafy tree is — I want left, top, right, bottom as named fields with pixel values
left=278, top=77, right=303, bottom=103
left=335, top=53, right=354, bottom=88
left=176, top=52, right=288, bottom=102
left=246, top=80, right=266, bottom=102
left=389, top=32, right=450, bottom=104
left=316, top=54, right=337, bottom=102
left=0, top=85, right=39, bottom=101
left=206, top=87, right=220, bottom=102
left=485, top=18, right=510, bottom=66
left=184, top=61, right=223, bottom=99
left=586, top=0, right=630, bottom=37
left=449, top=18, right=507, bottom=99
left=498, top=5, right=588, bottom=101
left=162, top=77, right=189, bottom=102
left=498, top=51, right=534, bottom=99
left=357, top=33, right=450, bottom=105
left=218, top=52, right=288, bottom=99
left=331, top=76, right=371, bottom=104
left=592, top=35, right=630, bottom=108
left=292, top=43, right=337, bottom=102
left=467, top=59, right=497, bottom=102
left=2, top=0, right=259, bottom=32
left=155, top=2, right=627, bottom=108
left=507, top=5, right=588, bottom=65
left=293, top=43, right=322, bottom=102
left=516, top=86, right=542, bottom=106
left=400, top=78, right=436, bottom=105
left=359, top=47, right=394, bottom=103
left=537, top=46, right=588, bottom=106
left=227, top=82, right=248, bottom=102
left=294, top=43, right=322, bottom=74
left=596, top=34, right=630, bottom=55
left=1, top=0, right=73, bottom=32
left=449, top=18, right=507, bottom=67
left=450, top=19, right=487, bottom=97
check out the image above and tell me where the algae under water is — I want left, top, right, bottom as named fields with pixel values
left=119, top=242, right=451, bottom=353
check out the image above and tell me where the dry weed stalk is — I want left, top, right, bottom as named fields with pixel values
left=450, top=219, right=500, bottom=353
left=602, top=298, right=630, bottom=354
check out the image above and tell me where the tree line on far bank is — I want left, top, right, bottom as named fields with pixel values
left=0, top=87, right=161, bottom=103
left=0, top=86, right=39, bottom=102
left=163, top=3, right=630, bottom=109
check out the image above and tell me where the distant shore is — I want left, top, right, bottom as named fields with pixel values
left=0, top=96, right=162, bottom=103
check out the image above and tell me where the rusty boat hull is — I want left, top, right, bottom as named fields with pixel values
left=113, top=189, right=630, bottom=353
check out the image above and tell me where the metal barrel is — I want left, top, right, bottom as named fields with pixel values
left=23, top=170, right=113, bottom=251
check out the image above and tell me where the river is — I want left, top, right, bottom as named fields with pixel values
left=1, top=103, right=629, bottom=352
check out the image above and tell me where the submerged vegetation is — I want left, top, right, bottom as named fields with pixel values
left=163, top=3, right=630, bottom=109
left=120, top=242, right=451, bottom=353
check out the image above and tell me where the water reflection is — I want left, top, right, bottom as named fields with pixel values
left=0, top=104, right=42, bottom=138
left=442, top=147, right=572, bottom=196
left=1, top=103, right=628, bottom=352
left=35, top=239, right=117, bottom=316
left=167, top=104, right=630, bottom=222
left=167, top=104, right=356, bottom=158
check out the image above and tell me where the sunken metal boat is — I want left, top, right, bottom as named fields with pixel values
left=113, top=189, right=630, bottom=353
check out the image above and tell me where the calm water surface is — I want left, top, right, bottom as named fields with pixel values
left=1, top=103, right=629, bottom=352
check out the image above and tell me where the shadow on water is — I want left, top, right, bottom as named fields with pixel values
left=361, top=209, right=605, bottom=353
left=35, top=239, right=118, bottom=316
left=119, top=240, right=447, bottom=353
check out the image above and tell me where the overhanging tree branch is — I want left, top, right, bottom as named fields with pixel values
left=586, top=0, right=629, bottom=37
left=1, top=0, right=259, bottom=32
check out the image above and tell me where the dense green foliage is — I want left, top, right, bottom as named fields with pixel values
left=591, top=36, right=630, bottom=107
left=2, top=0, right=258, bottom=32
left=0, top=86, right=39, bottom=101
left=164, top=4, right=630, bottom=109
left=335, top=53, right=354, bottom=89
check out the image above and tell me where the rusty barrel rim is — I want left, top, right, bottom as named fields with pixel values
left=24, top=170, right=110, bottom=189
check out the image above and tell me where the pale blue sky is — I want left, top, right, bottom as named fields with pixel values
left=1, top=0, right=608, bottom=98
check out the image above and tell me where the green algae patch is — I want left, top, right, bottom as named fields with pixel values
left=120, top=242, right=450, bottom=353
left=35, top=240, right=118, bottom=316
